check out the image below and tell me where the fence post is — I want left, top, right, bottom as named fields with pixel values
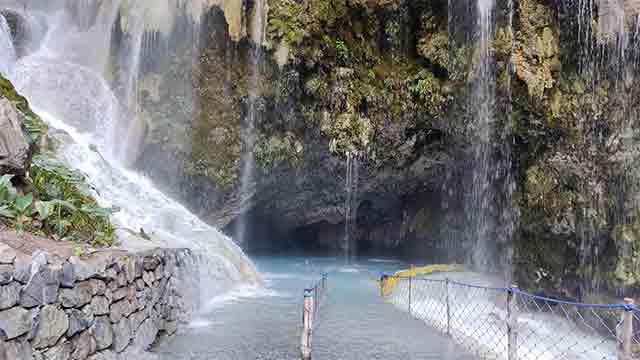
left=507, top=285, right=519, bottom=360
left=380, top=274, right=387, bottom=297
left=408, top=276, right=413, bottom=316
left=301, top=288, right=315, bottom=360
left=618, top=298, right=634, bottom=360
left=446, top=278, right=451, bottom=337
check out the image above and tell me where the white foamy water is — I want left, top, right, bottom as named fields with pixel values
left=389, top=272, right=620, bottom=360
left=0, top=0, right=260, bottom=304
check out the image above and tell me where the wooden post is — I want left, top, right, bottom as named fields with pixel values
left=446, top=278, right=451, bottom=337
left=618, top=298, right=635, bottom=360
left=380, top=274, right=387, bottom=297
left=301, top=289, right=315, bottom=360
left=507, top=285, right=519, bottom=360
left=408, top=275, right=413, bottom=316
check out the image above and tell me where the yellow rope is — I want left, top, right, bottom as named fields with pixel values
left=379, top=264, right=464, bottom=297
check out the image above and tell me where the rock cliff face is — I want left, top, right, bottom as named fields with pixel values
left=131, top=0, right=640, bottom=298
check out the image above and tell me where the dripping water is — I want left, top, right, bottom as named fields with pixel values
left=344, top=152, right=360, bottom=259
left=237, top=0, right=267, bottom=247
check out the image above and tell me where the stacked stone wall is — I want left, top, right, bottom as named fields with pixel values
left=0, top=245, right=198, bottom=360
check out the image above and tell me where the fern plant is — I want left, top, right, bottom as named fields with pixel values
left=0, top=155, right=115, bottom=245
left=30, top=154, right=115, bottom=245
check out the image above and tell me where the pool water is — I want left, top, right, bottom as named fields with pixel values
left=154, top=256, right=473, bottom=360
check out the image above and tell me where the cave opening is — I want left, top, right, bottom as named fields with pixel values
left=226, top=190, right=467, bottom=263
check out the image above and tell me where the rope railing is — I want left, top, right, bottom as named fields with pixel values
left=379, top=272, right=640, bottom=360
left=301, top=273, right=328, bottom=360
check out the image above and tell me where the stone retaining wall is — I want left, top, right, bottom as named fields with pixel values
left=0, top=245, right=198, bottom=360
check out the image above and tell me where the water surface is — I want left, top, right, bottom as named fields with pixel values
left=155, top=256, right=473, bottom=360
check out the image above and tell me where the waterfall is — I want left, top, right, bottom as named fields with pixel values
left=1, top=0, right=259, bottom=301
left=113, top=0, right=145, bottom=165
left=455, top=0, right=516, bottom=273
left=236, top=0, right=267, bottom=247
left=344, top=153, right=359, bottom=258
left=567, top=0, right=640, bottom=296
left=468, top=0, right=497, bottom=270
left=0, top=14, right=15, bottom=76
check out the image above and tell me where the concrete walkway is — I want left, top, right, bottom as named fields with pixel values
left=312, top=271, right=474, bottom=360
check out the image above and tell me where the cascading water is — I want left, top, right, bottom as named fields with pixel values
left=236, top=0, right=267, bottom=247
left=0, top=14, right=15, bottom=76
left=0, top=0, right=259, bottom=303
left=566, top=0, right=636, bottom=297
left=113, top=0, right=145, bottom=165
left=468, top=0, right=497, bottom=270
left=344, top=152, right=360, bottom=258
left=459, top=0, right=516, bottom=274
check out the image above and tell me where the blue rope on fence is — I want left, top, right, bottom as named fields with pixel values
left=511, top=288, right=637, bottom=311
left=447, top=279, right=510, bottom=292
left=382, top=272, right=637, bottom=311
left=380, top=270, right=640, bottom=360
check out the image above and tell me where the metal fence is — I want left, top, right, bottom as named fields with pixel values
left=301, top=273, right=328, bottom=360
left=380, top=274, right=640, bottom=360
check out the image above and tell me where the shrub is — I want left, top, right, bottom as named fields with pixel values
left=19, top=154, right=116, bottom=246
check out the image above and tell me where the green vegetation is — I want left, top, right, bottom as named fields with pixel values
left=30, top=154, right=115, bottom=245
left=335, top=39, right=349, bottom=64
left=0, top=154, right=115, bottom=246
left=0, top=75, right=116, bottom=246
left=254, top=134, right=303, bottom=171
left=267, top=0, right=306, bottom=46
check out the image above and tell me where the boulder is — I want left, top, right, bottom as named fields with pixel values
left=19, top=264, right=61, bottom=308
left=91, top=316, right=112, bottom=351
left=42, top=340, right=73, bottom=360
left=0, top=98, right=34, bottom=175
left=59, top=281, right=93, bottom=308
left=0, top=265, right=12, bottom=285
left=132, top=317, right=158, bottom=350
left=112, top=320, right=131, bottom=353
left=0, top=306, right=32, bottom=339
left=129, top=308, right=149, bottom=331
left=142, top=256, right=160, bottom=271
left=66, top=308, right=94, bottom=337
left=112, top=287, right=128, bottom=302
left=12, top=262, right=30, bottom=284
left=109, top=300, right=135, bottom=323
left=31, top=305, right=69, bottom=349
left=4, top=339, right=32, bottom=360
left=60, top=262, right=75, bottom=288
left=87, top=349, right=117, bottom=360
left=71, top=329, right=96, bottom=360
left=0, top=282, right=20, bottom=309
left=0, top=244, right=16, bottom=264
left=114, top=256, right=137, bottom=284
left=88, top=279, right=106, bottom=296
left=69, top=253, right=114, bottom=282
left=90, top=296, right=109, bottom=316
left=142, top=271, right=154, bottom=287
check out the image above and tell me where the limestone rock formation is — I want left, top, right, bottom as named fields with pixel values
left=0, top=98, right=33, bottom=175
